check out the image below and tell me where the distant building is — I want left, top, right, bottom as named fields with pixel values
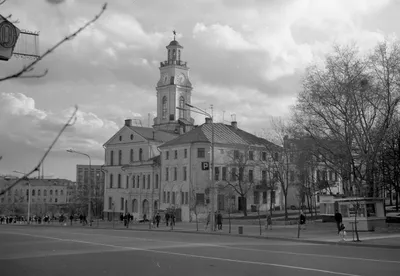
left=75, top=165, right=105, bottom=217
left=0, top=176, right=74, bottom=216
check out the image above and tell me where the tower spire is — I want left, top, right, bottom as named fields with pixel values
left=173, top=30, right=176, bottom=41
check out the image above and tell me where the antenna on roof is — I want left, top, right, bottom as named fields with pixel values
left=148, top=113, right=151, bottom=127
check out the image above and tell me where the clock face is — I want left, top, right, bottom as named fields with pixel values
left=177, top=73, right=185, bottom=84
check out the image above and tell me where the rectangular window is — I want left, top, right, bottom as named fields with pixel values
left=185, top=192, right=188, bottom=204
left=172, top=192, right=176, bottom=204
left=184, top=149, right=187, bottom=158
left=231, top=168, right=237, bottom=181
left=126, top=176, right=129, bottom=189
left=167, top=192, right=170, bottom=203
left=183, top=167, right=187, bottom=181
left=239, top=168, right=244, bottom=181
left=262, top=170, right=267, bottom=183
left=142, top=175, right=146, bottom=189
left=317, top=170, right=321, bottom=181
left=136, top=175, right=140, bottom=188
left=273, top=152, right=279, bottom=161
left=197, top=148, right=205, bottom=158
left=163, top=191, right=166, bottom=203
left=120, top=197, right=124, bottom=210
left=222, top=167, right=227, bottom=180
left=38, top=189, right=41, bottom=196
left=132, top=176, right=135, bottom=188
left=118, top=174, right=121, bottom=188
left=165, top=168, right=169, bottom=181
left=196, top=193, right=205, bottom=205
left=155, top=174, right=159, bottom=189
left=234, top=150, right=239, bottom=159
left=329, top=171, right=333, bottom=181
left=254, top=191, right=259, bottom=204
left=174, top=167, right=177, bottom=181
left=215, top=167, right=220, bottom=181
left=108, top=197, right=112, bottom=210
left=262, top=152, right=267, bottom=161
left=174, top=150, right=178, bottom=159
left=249, top=169, right=254, bottom=182
left=262, top=192, right=267, bottom=203
left=147, top=175, right=151, bottom=189
left=166, top=151, right=169, bottom=160
left=271, top=190, right=276, bottom=204
left=249, top=151, right=254, bottom=160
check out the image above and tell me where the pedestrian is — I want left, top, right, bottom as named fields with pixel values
left=334, top=210, right=343, bottom=234
left=299, top=211, right=306, bottom=230
left=217, top=211, right=223, bottom=230
left=204, top=212, right=211, bottom=230
left=170, top=213, right=175, bottom=226
left=339, top=223, right=346, bottom=241
left=69, top=214, right=73, bottom=226
left=265, top=214, right=272, bottom=230
left=165, top=212, right=170, bottom=226
left=155, top=213, right=161, bottom=228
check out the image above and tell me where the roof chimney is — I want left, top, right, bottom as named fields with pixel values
left=125, top=119, right=132, bottom=126
left=231, top=121, right=238, bottom=129
left=205, top=117, right=212, bottom=124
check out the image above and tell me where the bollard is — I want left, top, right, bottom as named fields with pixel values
left=238, top=226, right=243, bottom=234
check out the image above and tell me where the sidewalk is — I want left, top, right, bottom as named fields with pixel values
left=4, top=220, right=400, bottom=249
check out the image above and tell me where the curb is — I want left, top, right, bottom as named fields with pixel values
left=4, top=224, right=400, bottom=250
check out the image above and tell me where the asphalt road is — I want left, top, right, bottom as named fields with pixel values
left=0, top=225, right=399, bottom=276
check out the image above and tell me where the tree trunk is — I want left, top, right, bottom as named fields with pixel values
left=257, top=205, right=262, bottom=235
left=228, top=208, right=231, bottom=234
left=284, top=192, right=288, bottom=221
left=195, top=213, right=198, bottom=231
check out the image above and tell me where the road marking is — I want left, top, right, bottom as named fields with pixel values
left=3, top=228, right=399, bottom=265
left=0, top=231, right=363, bottom=276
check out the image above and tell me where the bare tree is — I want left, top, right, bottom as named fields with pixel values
left=223, top=146, right=256, bottom=217
left=189, top=189, right=200, bottom=231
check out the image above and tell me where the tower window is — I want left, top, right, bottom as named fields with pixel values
left=179, top=96, right=185, bottom=119
left=162, top=96, right=167, bottom=119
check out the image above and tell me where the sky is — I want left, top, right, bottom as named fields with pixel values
left=1, top=0, right=399, bottom=181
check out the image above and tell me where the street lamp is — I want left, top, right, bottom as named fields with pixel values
left=67, top=149, right=92, bottom=226
left=176, top=103, right=215, bottom=232
left=13, top=170, right=32, bottom=224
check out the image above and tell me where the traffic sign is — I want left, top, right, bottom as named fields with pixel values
left=201, top=162, right=209, bottom=170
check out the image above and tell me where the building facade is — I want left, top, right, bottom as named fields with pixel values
left=0, top=176, right=74, bottom=216
left=102, top=120, right=178, bottom=221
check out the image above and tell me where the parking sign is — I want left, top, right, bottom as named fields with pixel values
left=201, top=162, right=209, bottom=170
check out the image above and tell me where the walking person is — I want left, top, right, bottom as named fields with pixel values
left=339, top=222, right=346, bottom=241
left=334, top=210, right=343, bottom=234
left=265, top=214, right=272, bottom=230
left=299, top=211, right=306, bottom=230
left=204, top=212, right=211, bottom=231
left=217, top=211, right=223, bottom=230
left=69, top=214, right=73, bottom=226
left=165, top=212, right=170, bottom=226
left=155, top=213, right=161, bottom=228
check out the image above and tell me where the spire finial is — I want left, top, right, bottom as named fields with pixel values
left=173, top=30, right=176, bottom=41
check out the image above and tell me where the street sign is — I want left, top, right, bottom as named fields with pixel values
left=201, top=162, right=209, bottom=170
left=0, top=15, right=20, bottom=61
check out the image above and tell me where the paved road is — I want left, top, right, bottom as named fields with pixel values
left=1, top=225, right=399, bottom=276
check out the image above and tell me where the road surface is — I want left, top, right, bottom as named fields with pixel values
left=0, top=225, right=399, bottom=276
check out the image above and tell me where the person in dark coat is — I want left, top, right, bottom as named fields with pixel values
left=299, top=211, right=306, bottom=230
left=217, top=211, right=223, bottom=230
left=69, top=214, right=74, bottom=226
left=155, top=213, right=161, bottom=228
left=165, top=212, right=170, bottom=226
left=334, top=210, right=343, bottom=234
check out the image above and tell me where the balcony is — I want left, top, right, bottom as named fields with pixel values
left=160, top=60, right=188, bottom=68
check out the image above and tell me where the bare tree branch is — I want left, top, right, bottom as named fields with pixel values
left=0, top=105, right=79, bottom=196
left=0, top=3, right=107, bottom=82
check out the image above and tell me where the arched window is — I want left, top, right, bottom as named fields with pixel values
left=32, top=189, right=35, bottom=196
left=38, top=190, right=41, bottom=196
left=130, top=149, right=134, bottom=162
left=179, top=96, right=185, bottom=118
left=178, top=50, right=181, bottom=60
left=139, top=148, right=143, bottom=161
left=110, top=150, right=114, bottom=166
left=118, top=150, right=122, bottom=165
left=109, top=174, right=114, bottom=188
left=60, top=190, right=63, bottom=196
left=50, top=190, right=53, bottom=196
left=172, top=49, right=176, bottom=60
left=44, top=190, right=47, bottom=196
left=162, top=96, right=167, bottom=119
left=55, top=190, right=58, bottom=196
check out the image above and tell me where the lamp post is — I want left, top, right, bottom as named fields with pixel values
left=177, top=103, right=215, bottom=232
left=67, top=149, right=92, bottom=226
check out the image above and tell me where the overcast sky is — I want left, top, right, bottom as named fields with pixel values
left=0, top=0, right=398, bottom=181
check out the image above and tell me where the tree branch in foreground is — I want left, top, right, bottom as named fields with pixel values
left=0, top=3, right=107, bottom=82
left=0, top=105, right=79, bottom=196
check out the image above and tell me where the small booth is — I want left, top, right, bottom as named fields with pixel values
left=319, top=195, right=386, bottom=231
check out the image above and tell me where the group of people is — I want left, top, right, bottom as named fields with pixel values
left=205, top=211, right=223, bottom=230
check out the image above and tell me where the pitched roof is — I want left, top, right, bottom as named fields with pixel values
left=128, top=126, right=178, bottom=143
left=160, top=123, right=278, bottom=148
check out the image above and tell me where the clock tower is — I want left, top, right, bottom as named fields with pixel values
left=153, top=36, right=194, bottom=134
